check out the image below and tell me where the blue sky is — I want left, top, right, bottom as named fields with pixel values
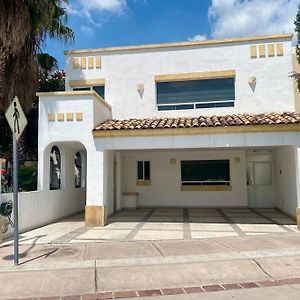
left=45, top=0, right=299, bottom=69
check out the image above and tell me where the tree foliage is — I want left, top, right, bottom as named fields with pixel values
left=295, top=4, right=300, bottom=65
left=292, top=4, right=300, bottom=91
left=0, top=0, right=74, bottom=111
left=39, top=70, right=65, bottom=92
left=37, top=53, right=58, bottom=75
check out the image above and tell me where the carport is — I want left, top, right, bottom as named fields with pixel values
left=89, top=118, right=300, bottom=229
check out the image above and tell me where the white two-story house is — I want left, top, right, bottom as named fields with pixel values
left=37, top=33, right=300, bottom=228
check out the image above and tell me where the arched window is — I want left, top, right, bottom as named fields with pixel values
left=75, top=152, right=82, bottom=188
left=49, top=146, right=61, bottom=190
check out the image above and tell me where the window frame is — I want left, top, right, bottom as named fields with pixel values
left=74, top=151, right=82, bottom=188
left=156, top=77, right=236, bottom=111
left=49, top=145, right=62, bottom=191
left=72, top=85, right=105, bottom=99
left=180, top=159, right=231, bottom=191
left=136, top=160, right=151, bottom=186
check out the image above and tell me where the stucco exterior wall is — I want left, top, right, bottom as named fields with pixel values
left=1, top=188, right=85, bottom=240
left=37, top=93, right=112, bottom=207
left=122, top=149, right=247, bottom=207
left=65, top=37, right=294, bottom=119
left=292, top=49, right=300, bottom=111
left=274, top=146, right=298, bottom=217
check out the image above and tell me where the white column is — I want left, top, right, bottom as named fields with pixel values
left=116, top=151, right=122, bottom=211
left=296, top=147, right=300, bottom=228
left=85, top=147, right=107, bottom=226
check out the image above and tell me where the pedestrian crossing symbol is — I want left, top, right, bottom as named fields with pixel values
left=5, top=96, right=27, bottom=141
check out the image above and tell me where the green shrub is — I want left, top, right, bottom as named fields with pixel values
left=18, top=165, right=37, bottom=192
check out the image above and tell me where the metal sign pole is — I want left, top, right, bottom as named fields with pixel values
left=13, top=135, right=19, bottom=266
left=5, top=96, right=27, bottom=266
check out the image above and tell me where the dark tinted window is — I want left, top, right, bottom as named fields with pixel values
left=181, top=160, right=230, bottom=185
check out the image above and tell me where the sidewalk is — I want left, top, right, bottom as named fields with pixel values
left=1, top=233, right=300, bottom=299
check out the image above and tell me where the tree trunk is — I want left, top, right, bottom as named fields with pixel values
left=0, top=0, right=38, bottom=112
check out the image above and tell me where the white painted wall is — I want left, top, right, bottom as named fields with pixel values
left=274, top=146, right=298, bottom=217
left=122, top=149, right=247, bottom=207
left=292, top=49, right=300, bottom=111
left=1, top=188, right=85, bottom=240
left=66, top=37, right=294, bottom=119
left=95, top=131, right=300, bottom=151
left=103, top=150, right=115, bottom=216
left=38, top=93, right=112, bottom=207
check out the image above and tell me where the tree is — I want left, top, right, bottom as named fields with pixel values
left=292, top=4, right=300, bottom=91
left=0, top=0, right=74, bottom=112
left=37, top=53, right=58, bottom=75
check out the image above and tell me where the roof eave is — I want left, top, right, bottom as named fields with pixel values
left=92, top=123, right=300, bottom=138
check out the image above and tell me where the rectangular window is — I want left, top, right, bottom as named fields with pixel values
left=181, top=160, right=230, bottom=186
left=156, top=78, right=235, bottom=111
left=92, top=86, right=105, bottom=98
left=73, top=85, right=105, bottom=99
left=137, top=161, right=150, bottom=180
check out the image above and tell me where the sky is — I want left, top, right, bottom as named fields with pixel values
left=45, top=0, right=300, bottom=69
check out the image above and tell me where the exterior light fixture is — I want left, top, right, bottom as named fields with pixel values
left=169, top=158, right=177, bottom=164
left=137, top=83, right=144, bottom=98
left=248, top=76, right=256, bottom=92
left=234, top=157, right=241, bottom=163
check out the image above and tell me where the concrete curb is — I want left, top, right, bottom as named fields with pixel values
left=5, top=277, right=300, bottom=300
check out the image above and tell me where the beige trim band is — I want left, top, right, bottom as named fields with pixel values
left=181, top=185, right=232, bottom=191
left=93, top=124, right=300, bottom=138
left=69, top=78, right=105, bottom=87
left=37, top=91, right=112, bottom=110
left=136, top=180, right=151, bottom=186
left=155, top=70, right=235, bottom=82
left=64, top=33, right=293, bottom=55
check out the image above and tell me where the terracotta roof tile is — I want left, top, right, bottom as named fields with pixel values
left=94, top=112, right=300, bottom=132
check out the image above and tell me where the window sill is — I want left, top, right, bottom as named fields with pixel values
left=136, top=180, right=151, bottom=186
left=181, top=185, right=232, bottom=191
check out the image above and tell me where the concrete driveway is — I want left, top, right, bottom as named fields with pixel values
left=3, top=207, right=298, bottom=245
left=1, top=208, right=300, bottom=299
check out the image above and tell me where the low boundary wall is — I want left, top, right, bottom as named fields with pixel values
left=1, top=188, right=85, bottom=240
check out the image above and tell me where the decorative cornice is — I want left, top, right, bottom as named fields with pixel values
left=64, top=33, right=293, bottom=55
left=36, top=91, right=112, bottom=110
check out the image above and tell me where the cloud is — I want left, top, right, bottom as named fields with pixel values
left=67, top=0, right=128, bottom=26
left=80, top=0, right=127, bottom=15
left=208, top=0, right=299, bottom=39
left=80, top=25, right=95, bottom=36
left=188, top=34, right=207, bottom=41
left=65, top=3, right=79, bottom=16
